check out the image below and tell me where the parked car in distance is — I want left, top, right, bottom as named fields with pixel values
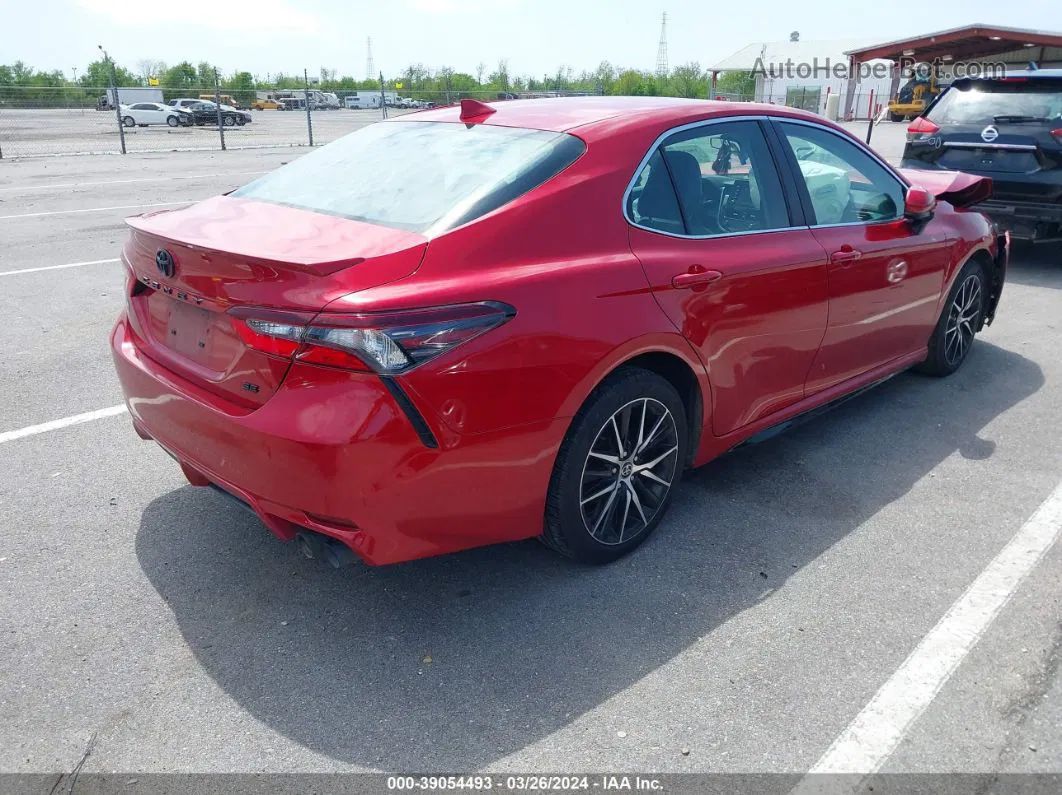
left=111, top=97, right=1007, bottom=570
left=200, top=94, right=240, bottom=109
left=219, top=104, right=253, bottom=125
left=119, top=102, right=191, bottom=128
left=902, top=68, right=1062, bottom=242
left=168, top=99, right=243, bottom=127
left=252, top=98, right=287, bottom=110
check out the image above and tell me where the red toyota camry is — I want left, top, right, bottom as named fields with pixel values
left=111, top=97, right=1007, bottom=567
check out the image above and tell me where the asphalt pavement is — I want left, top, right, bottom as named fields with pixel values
left=0, top=131, right=1060, bottom=789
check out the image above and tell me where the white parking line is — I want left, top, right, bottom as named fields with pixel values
left=0, top=201, right=193, bottom=220
left=0, top=405, right=128, bottom=444
left=0, top=172, right=263, bottom=192
left=792, top=479, right=1062, bottom=792
left=0, top=258, right=119, bottom=277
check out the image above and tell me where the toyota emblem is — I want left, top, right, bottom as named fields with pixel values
left=155, top=249, right=176, bottom=278
left=981, top=125, right=999, bottom=143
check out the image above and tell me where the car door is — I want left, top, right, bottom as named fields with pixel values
left=132, top=103, right=159, bottom=124
left=771, top=120, right=950, bottom=395
left=626, top=118, right=830, bottom=437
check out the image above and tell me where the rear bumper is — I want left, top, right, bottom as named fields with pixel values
left=111, top=314, right=562, bottom=565
left=976, top=199, right=1062, bottom=240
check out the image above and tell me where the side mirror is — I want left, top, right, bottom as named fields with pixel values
left=904, top=186, right=937, bottom=232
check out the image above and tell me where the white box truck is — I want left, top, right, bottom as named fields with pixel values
left=97, top=87, right=164, bottom=111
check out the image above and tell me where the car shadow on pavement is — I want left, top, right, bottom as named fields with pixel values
left=135, top=341, right=1041, bottom=770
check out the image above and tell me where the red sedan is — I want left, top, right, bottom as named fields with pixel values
left=111, top=97, right=1007, bottom=567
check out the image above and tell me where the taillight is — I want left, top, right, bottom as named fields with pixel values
left=228, top=302, right=515, bottom=374
left=1051, top=128, right=1062, bottom=145
left=906, top=116, right=941, bottom=143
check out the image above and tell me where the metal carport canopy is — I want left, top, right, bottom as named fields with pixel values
left=841, top=24, right=1062, bottom=117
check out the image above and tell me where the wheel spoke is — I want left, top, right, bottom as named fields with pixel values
left=636, top=413, right=668, bottom=456
left=618, top=488, right=632, bottom=543
left=590, top=485, right=620, bottom=537
left=588, top=450, right=620, bottom=465
left=581, top=482, right=618, bottom=506
left=635, top=399, right=648, bottom=455
left=637, top=467, right=671, bottom=487
left=610, top=416, right=625, bottom=457
left=634, top=445, right=679, bottom=473
left=626, top=481, right=648, bottom=526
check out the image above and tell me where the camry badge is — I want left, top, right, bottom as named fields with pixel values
left=980, top=125, right=999, bottom=143
left=155, top=249, right=176, bottom=278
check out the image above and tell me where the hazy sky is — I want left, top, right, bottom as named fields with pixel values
left=2, top=0, right=1057, bottom=79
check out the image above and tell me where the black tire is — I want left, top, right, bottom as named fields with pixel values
left=542, top=367, right=688, bottom=564
left=889, top=112, right=905, bottom=122
left=166, top=115, right=179, bottom=127
left=223, top=115, right=236, bottom=127
left=122, top=116, right=135, bottom=128
left=918, top=258, right=987, bottom=377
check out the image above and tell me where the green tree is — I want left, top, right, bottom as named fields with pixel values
left=79, top=58, right=139, bottom=88
left=670, top=62, right=705, bottom=98
left=716, top=70, right=755, bottom=99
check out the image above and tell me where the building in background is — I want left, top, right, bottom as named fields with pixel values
left=710, top=25, right=1062, bottom=121
left=708, top=32, right=891, bottom=119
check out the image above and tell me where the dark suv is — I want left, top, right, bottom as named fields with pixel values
left=901, top=70, right=1062, bottom=242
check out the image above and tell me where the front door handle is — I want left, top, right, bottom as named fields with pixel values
left=830, top=247, right=863, bottom=264
left=672, top=268, right=723, bottom=289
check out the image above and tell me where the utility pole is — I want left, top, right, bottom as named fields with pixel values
left=99, top=45, right=126, bottom=154
left=379, top=71, right=387, bottom=119
left=304, top=68, right=314, bottom=146
left=214, top=67, right=226, bottom=151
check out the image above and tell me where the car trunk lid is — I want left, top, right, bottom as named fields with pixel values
left=122, top=195, right=426, bottom=408
left=897, top=168, right=994, bottom=208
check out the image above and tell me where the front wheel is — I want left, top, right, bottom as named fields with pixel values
left=542, top=368, right=687, bottom=563
left=166, top=115, right=179, bottom=127
left=918, top=259, right=986, bottom=376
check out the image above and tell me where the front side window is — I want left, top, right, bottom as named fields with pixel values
left=626, top=120, right=790, bottom=236
left=233, top=121, right=584, bottom=234
left=778, top=122, right=904, bottom=226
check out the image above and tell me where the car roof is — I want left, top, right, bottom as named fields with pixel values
left=962, top=68, right=1062, bottom=82
left=391, top=96, right=827, bottom=139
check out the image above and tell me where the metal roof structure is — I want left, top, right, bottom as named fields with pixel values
left=844, top=24, right=1062, bottom=65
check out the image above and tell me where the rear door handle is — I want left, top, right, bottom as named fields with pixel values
left=830, top=248, right=863, bottom=264
left=672, top=268, right=723, bottom=289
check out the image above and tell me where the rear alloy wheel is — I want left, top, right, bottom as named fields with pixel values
left=543, top=368, right=687, bottom=563
left=122, top=116, right=135, bottom=128
left=166, top=115, right=179, bottom=127
left=918, top=259, right=986, bottom=376
left=223, top=115, right=236, bottom=127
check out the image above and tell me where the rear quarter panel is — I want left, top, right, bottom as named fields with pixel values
left=320, top=123, right=712, bottom=440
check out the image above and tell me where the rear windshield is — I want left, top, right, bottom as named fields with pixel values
left=232, top=121, right=585, bottom=234
left=927, top=80, right=1062, bottom=125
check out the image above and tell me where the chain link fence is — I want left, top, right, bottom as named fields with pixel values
left=0, top=84, right=435, bottom=158
left=0, top=83, right=897, bottom=159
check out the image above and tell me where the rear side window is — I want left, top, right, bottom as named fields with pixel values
left=927, top=80, right=1062, bottom=125
left=626, top=120, right=789, bottom=236
left=626, top=151, right=685, bottom=235
left=233, top=121, right=585, bottom=234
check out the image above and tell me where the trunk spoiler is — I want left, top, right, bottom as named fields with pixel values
left=898, top=169, right=993, bottom=209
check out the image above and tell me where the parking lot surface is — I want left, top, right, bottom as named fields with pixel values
left=0, top=107, right=414, bottom=157
left=1, top=126, right=1061, bottom=786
